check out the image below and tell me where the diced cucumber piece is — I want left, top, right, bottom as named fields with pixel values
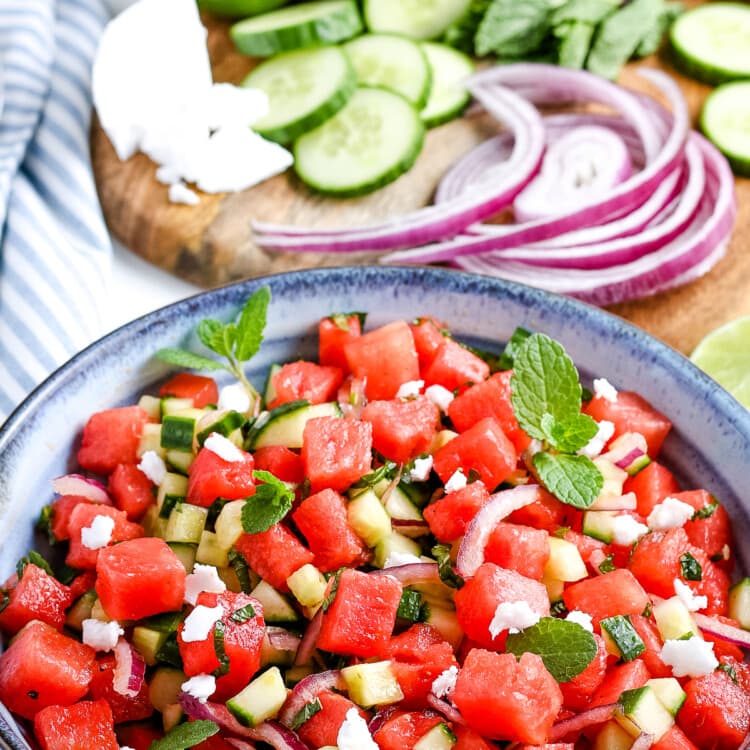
left=90, top=598, right=111, bottom=623
left=344, top=33, right=432, bottom=108
left=215, top=500, right=247, bottom=550
left=423, top=602, right=463, bottom=650
left=342, top=660, right=404, bottom=706
left=65, top=590, right=97, bottom=631
left=543, top=573, right=565, bottom=603
left=286, top=665, right=315, bottom=686
left=374, top=531, right=422, bottom=568
left=168, top=542, right=197, bottom=572
left=196, top=530, right=231, bottom=568
left=384, top=485, right=424, bottom=522
left=157, top=473, right=189, bottom=513
left=582, top=510, right=618, bottom=543
left=263, top=363, right=283, bottom=406
left=138, top=394, right=162, bottom=420
left=729, top=577, right=750, bottom=629
left=432, top=429, right=458, bottom=452
left=138, top=422, right=165, bottom=458
left=414, top=722, right=456, bottom=750
left=602, top=432, right=651, bottom=477
left=166, top=504, right=208, bottom=545
left=161, top=413, right=201, bottom=451
left=133, top=626, right=170, bottom=666
left=647, top=677, right=687, bottom=717
left=161, top=397, right=195, bottom=416
left=653, top=597, right=699, bottom=642
left=293, top=87, right=425, bottom=198
left=165, top=449, right=194, bottom=474
left=142, top=505, right=169, bottom=540
left=242, top=46, right=356, bottom=145
left=227, top=667, right=288, bottom=727
left=260, top=630, right=297, bottom=668
left=197, top=410, right=246, bottom=447
left=600, top=615, right=645, bottom=662
left=347, top=489, right=392, bottom=547
left=198, top=0, right=289, bottom=19
left=420, top=42, right=473, bottom=128
left=593, top=720, right=634, bottom=750
left=287, top=564, right=328, bottom=607
left=670, top=2, right=750, bottom=85
left=246, top=400, right=342, bottom=449
left=149, top=666, right=187, bottom=712
left=544, top=536, right=588, bottom=582
left=616, top=685, right=675, bottom=740
left=364, top=0, right=472, bottom=40
left=593, top=457, right=628, bottom=505
left=231, top=0, right=362, bottom=57
left=701, top=81, right=750, bottom=177
left=251, top=580, right=300, bottom=622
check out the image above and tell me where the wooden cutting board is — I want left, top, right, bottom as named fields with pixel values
left=91, top=5, right=750, bottom=356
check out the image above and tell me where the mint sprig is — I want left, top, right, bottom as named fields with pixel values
left=156, top=287, right=270, bottom=404
left=149, top=720, right=219, bottom=750
left=511, top=333, right=603, bottom=509
left=241, top=469, right=294, bottom=534
left=505, top=617, right=598, bottom=683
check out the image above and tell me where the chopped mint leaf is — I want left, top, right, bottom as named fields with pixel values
left=148, top=720, right=219, bottom=750
left=475, top=0, right=552, bottom=57
left=0, top=591, right=9, bottom=614
left=551, top=0, right=619, bottom=26
left=533, top=452, right=603, bottom=509
left=352, top=461, right=399, bottom=489
left=212, top=621, right=230, bottom=677
left=443, top=0, right=492, bottom=53
left=553, top=527, right=571, bottom=539
left=197, top=318, right=235, bottom=359
left=56, top=564, right=80, bottom=586
left=541, top=412, right=599, bottom=453
left=235, top=287, right=270, bottom=362
left=322, top=569, right=346, bottom=612
left=600, top=615, right=645, bottom=662
left=230, top=603, right=256, bottom=623
left=241, top=471, right=294, bottom=534
left=36, top=505, right=56, bottom=546
left=397, top=590, right=428, bottom=623
left=680, top=552, right=702, bottom=581
left=718, top=662, right=739, bottom=684
left=598, top=554, right=616, bottom=573
left=505, top=617, right=598, bottom=682
left=556, top=20, right=595, bottom=69
left=16, top=550, right=54, bottom=580
left=432, top=544, right=465, bottom=589
left=497, top=326, right=532, bottom=371
left=693, top=501, right=719, bottom=520
left=154, top=348, right=227, bottom=372
left=550, top=599, right=568, bottom=617
left=291, top=698, right=323, bottom=730
left=228, top=549, right=254, bottom=594
left=511, top=333, right=584, bottom=441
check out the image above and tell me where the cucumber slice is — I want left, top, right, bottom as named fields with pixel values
left=670, top=3, right=750, bottom=85
left=242, top=46, right=356, bottom=144
left=231, top=0, right=363, bottom=56
left=729, top=577, right=750, bottom=629
left=246, top=400, right=342, bottom=449
left=342, top=661, right=404, bottom=706
left=344, top=34, right=432, bottom=109
left=616, top=685, right=675, bottom=740
left=263, top=363, right=283, bottom=406
left=294, top=86, right=425, bottom=197
left=701, top=81, right=750, bottom=178
left=199, top=0, right=289, bottom=19
left=600, top=615, right=645, bottom=662
left=227, top=667, right=287, bottom=727
left=646, top=677, right=687, bottom=717
left=364, top=0, right=472, bottom=40
left=420, top=42, right=473, bottom=128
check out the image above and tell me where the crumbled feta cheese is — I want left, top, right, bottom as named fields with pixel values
left=181, top=674, right=216, bottom=703
left=337, top=707, right=378, bottom=750
left=138, top=450, right=167, bottom=485
left=409, top=455, right=433, bottom=482
left=444, top=469, right=467, bottom=494
left=168, top=181, right=200, bottom=205
left=81, top=514, right=116, bottom=550
left=647, top=497, right=696, bottom=532
left=431, top=665, right=458, bottom=699
left=578, top=420, right=615, bottom=458
left=384, top=551, right=423, bottom=569
left=184, top=563, right=227, bottom=606
left=120, top=746, right=137, bottom=750
left=674, top=578, right=708, bottom=612
left=181, top=604, right=224, bottom=643
left=204, top=432, right=245, bottom=463
left=593, top=378, right=618, bottom=403
left=565, top=610, right=594, bottom=633
left=661, top=636, right=718, bottom=677
left=489, top=601, right=541, bottom=639
left=205, top=83, right=269, bottom=131
left=396, top=380, right=424, bottom=399
left=155, top=164, right=181, bottom=185
left=611, top=514, right=649, bottom=546
left=218, top=382, right=252, bottom=414
left=425, top=384, right=454, bottom=413
left=82, top=619, right=124, bottom=652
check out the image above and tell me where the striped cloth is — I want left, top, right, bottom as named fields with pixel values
left=0, top=0, right=111, bottom=423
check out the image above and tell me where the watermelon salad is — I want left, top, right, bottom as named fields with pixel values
left=1, top=289, right=750, bottom=750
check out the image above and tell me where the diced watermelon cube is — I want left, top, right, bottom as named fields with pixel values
left=410, top=316, right=446, bottom=370
left=108, top=463, right=155, bottom=520
left=559, top=634, right=608, bottom=711
left=88, top=654, right=153, bottom=724
left=34, top=699, right=118, bottom=750
left=484, top=522, right=550, bottom=580
left=563, top=569, right=650, bottom=623
left=296, top=689, right=367, bottom=748
left=160, top=373, right=218, bottom=408
left=77, top=406, right=151, bottom=476
left=624, top=461, right=681, bottom=517
left=373, top=711, right=443, bottom=750
left=252, top=445, right=305, bottom=484
left=187, top=445, right=256, bottom=508
left=66, top=503, right=143, bottom=570
left=319, top=314, right=362, bottom=371
left=50, top=494, right=104, bottom=542
left=422, top=338, right=490, bottom=392
left=269, top=361, right=343, bottom=408
left=589, top=658, right=650, bottom=708
left=423, top=481, right=490, bottom=543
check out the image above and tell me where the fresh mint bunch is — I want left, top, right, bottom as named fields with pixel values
left=156, top=287, right=271, bottom=406
left=511, top=333, right=603, bottom=509
left=241, top=470, right=295, bottom=534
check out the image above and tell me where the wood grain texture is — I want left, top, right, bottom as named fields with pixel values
left=91, top=6, right=749, bottom=355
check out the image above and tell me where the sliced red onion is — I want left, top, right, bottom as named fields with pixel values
left=456, top=484, right=539, bottom=578
left=390, top=518, right=430, bottom=537
left=588, top=548, right=608, bottom=575
left=426, top=694, right=466, bottom=725
left=549, top=702, right=619, bottom=741
left=371, top=562, right=443, bottom=586
left=51, top=473, right=110, bottom=503
left=615, top=449, right=648, bottom=471
left=631, top=733, right=655, bottom=750
left=278, top=669, right=345, bottom=728
left=113, top=638, right=145, bottom=698
left=225, top=740, right=256, bottom=750
left=293, top=606, right=324, bottom=667
left=693, top=613, right=750, bottom=648
left=267, top=626, right=302, bottom=653
left=368, top=706, right=398, bottom=735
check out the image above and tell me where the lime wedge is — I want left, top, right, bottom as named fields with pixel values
left=691, top=317, right=750, bottom=408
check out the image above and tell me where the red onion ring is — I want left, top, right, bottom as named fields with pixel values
left=615, top=448, right=648, bottom=471
left=267, top=627, right=302, bottom=653
left=51, top=473, right=110, bottom=503
left=278, top=669, right=345, bottom=728
left=293, top=607, right=323, bottom=667
left=588, top=548, right=608, bottom=575
left=426, top=694, right=466, bottom=725
left=692, top=613, right=750, bottom=648
left=113, top=638, right=145, bottom=698
left=456, top=484, right=539, bottom=578
left=225, top=741, right=256, bottom=750
left=371, top=563, right=443, bottom=587
left=632, top=733, right=655, bottom=750
left=549, top=702, right=620, bottom=741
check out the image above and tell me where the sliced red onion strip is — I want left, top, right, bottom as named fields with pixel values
left=371, top=562, right=443, bottom=586
left=549, top=702, right=619, bottom=741
left=456, top=485, right=539, bottom=578
left=632, top=733, right=655, bottom=750
left=615, top=448, right=648, bottom=470
left=588, top=548, right=608, bottom=575
left=51, top=473, right=110, bottom=503
left=693, top=612, right=750, bottom=648
left=226, top=740, right=256, bottom=750
left=278, top=669, right=345, bottom=728
left=293, top=606, right=324, bottom=667
left=267, top=626, right=302, bottom=652
left=113, top=638, right=145, bottom=698
left=426, top=694, right=466, bottom=725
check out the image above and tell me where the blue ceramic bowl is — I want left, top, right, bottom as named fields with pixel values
left=2, top=266, right=750, bottom=748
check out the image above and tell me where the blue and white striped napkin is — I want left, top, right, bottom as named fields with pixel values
left=0, top=0, right=112, bottom=423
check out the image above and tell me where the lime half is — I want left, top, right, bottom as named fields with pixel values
left=691, top=317, right=750, bottom=408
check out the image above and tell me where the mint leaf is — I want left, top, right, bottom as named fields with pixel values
left=227, top=548, right=253, bottom=593
left=497, top=326, right=532, bottom=370
left=542, top=413, right=599, bottom=453
left=475, top=0, right=552, bottom=57
left=551, top=0, right=619, bottom=26
left=432, top=543, right=465, bottom=589
left=16, top=550, right=54, bottom=579
left=230, top=603, right=256, bottom=623
left=505, top=617, right=598, bottom=682
left=155, top=348, right=227, bottom=372
left=241, top=470, right=294, bottom=534
left=693, top=501, right=719, bottom=520
left=149, top=720, right=219, bottom=750
left=533, top=452, right=603, bottom=509
left=235, top=287, right=270, bottom=362
left=291, top=698, right=323, bottom=731
left=322, top=568, right=345, bottom=612
left=680, top=552, right=702, bottom=581
left=197, top=319, right=235, bottom=359
left=212, top=621, right=230, bottom=676
left=511, top=333, right=583, bottom=441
